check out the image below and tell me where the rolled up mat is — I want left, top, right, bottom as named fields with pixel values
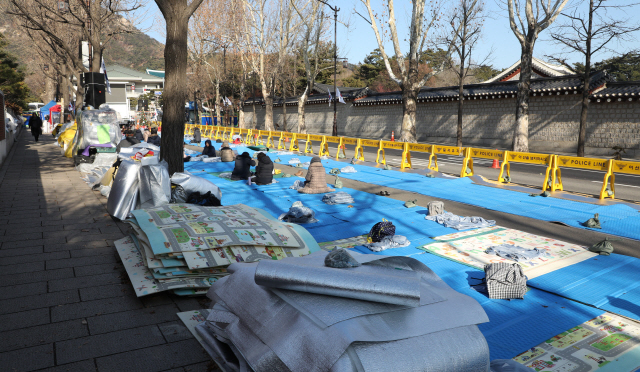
left=107, top=160, right=141, bottom=220
left=254, top=254, right=421, bottom=306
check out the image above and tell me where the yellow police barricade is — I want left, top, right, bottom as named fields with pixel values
left=321, top=136, right=341, bottom=157
left=289, top=133, right=301, bottom=152
left=607, top=160, right=640, bottom=199
left=305, top=134, right=323, bottom=155
left=336, top=137, right=358, bottom=160
left=246, top=129, right=254, bottom=145
left=229, top=127, right=236, bottom=142
left=277, top=132, right=289, bottom=150
left=267, top=131, right=276, bottom=148
left=400, top=142, right=412, bottom=169
left=353, top=139, right=380, bottom=162
left=406, top=143, right=437, bottom=169
left=460, top=148, right=505, bottom=178
left=376, top=140, right=405, bottom=165
left=426, top=145, right=464, bottom=171
left=214, top=126, right=220, bottom=140
left=318, top=136, right=331, bottom=157
left=255, top=130, right=265, bottom=146
left=500, top=151, right=554, bottom=187
left=552, top=156, right=612, bottom=197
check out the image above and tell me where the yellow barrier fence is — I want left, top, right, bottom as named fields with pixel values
left=180, top=126, right=640, bottom=199
left=501, top=151, right=555, bottom=187
left=376, top=140, right=405, bottom=165
left=289, top=133, right=301, bottom=152
left=549, top=156, right=608, bottom=198
left=353, top=139, right=380, bottom=162
left=305, top=134, right=323, bottom=155
left=337, top=137, right=357, bottom=160
left=460, top=148, right=505, bottom=178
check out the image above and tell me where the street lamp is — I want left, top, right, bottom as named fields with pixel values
left=316, top=0, right=340, bottom=136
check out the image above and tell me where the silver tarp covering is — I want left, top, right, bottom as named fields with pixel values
left=198, top=251, right=490, bottom=372
left=138, top=161, right=171, bottom=208
left=107, top=160, right=140, bottom=220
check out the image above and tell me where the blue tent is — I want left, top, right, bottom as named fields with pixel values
left=39, top=100, right=56, bottom=120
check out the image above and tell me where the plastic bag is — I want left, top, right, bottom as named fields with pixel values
left=170, top=186, right=188, bottom=203
left=170, top=172, right=222, bottom=202
left=289, top=180, right=304, bottom=190
left=278, top=201, right=318, bottom=224
left=363, top=235, right=410, bottom=252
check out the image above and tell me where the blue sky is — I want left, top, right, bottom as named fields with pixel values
left=140, top=0, right=640, bottom=70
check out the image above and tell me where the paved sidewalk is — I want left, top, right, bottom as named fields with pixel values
left=0, top=132, right=213, bottom=372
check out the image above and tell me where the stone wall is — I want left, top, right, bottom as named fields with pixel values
left=243, top=93, right=640, bottom=158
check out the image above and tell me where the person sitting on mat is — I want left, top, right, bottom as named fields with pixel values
left=202, top=139, right=217, bottom=158
left=146, top=128, right=161, bottom=146
left=251, top=153, right=274, bottom=185
left=231, top=152, right=255, bottom=180
left=299, top=156, right=334, bottom=194
left=220, top=141, right=235, bottom=162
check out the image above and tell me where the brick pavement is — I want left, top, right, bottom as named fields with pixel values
left=0, top=131, right=216, bottom=372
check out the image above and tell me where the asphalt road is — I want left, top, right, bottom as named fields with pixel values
left=311, top=143, right=640, bottom=203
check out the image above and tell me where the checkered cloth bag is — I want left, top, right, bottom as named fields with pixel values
left=484, top=262, right=527, bottom=300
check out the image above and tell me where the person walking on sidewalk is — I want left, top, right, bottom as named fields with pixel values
left=30, top=113, right=43, bottom=142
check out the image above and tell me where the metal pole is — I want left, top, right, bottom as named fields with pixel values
left=332, top=8, right=337, bottom=136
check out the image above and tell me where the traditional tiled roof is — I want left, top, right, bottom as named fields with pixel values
left=353, top=71, right=609, bottom=106
left=244, top=83, right=368, bottom=107
left=590, top=81, right=640, bottom=103
left=483, top=57, right=574, bottom=83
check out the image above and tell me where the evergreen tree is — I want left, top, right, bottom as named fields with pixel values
left=0, top=33, right=30, bottom=113
left=575, top=52, right=640, bottom=82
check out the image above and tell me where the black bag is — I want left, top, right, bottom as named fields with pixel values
left=186, top=191, right=222, bottom=206
left=367, top=219, right=395, bottom=243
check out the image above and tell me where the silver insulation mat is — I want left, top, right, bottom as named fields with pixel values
left=138, top=161, right=171, bottom=208
left=107, top=160, right=141, bottom=220
left=199, top=251, right=490, bottom=372
left=254, top=254, right=423, bottom=306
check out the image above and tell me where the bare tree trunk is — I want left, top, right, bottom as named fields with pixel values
left=160, top=11, right=189, bottom=174
left=215, top=81, right=221, bottom=126
left=400, top=71, right=418, bottom=142
left=281, top=83, right=287, bottom=131
left=262, top=83, right=274, bottom=131
left=577, top=1, right=594, bottom=158
left=298, top=90, right=308, bottom=134
left=512, top=43, right=533, bottom=152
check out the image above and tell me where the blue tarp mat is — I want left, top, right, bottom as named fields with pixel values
left=409, top=253, right=604, bottom=360
left=179, top=139, right=612, bottom=361
left=528, top=254, right=640, bottom=322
